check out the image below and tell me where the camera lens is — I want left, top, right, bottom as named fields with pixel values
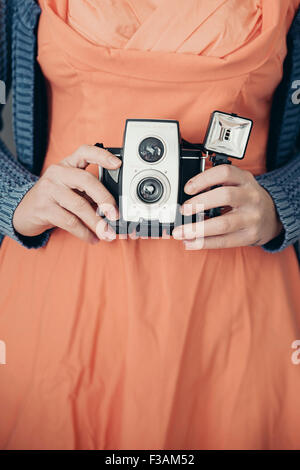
left=138, top=137, right=164, bottom=163
left=137, top=177, right=164, bottom=204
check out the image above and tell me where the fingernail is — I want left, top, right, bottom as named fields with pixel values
left=109, top=157, right=120, bottom=167
left=107, top=207, right=119, bottom=221
left=104, top=227, right=116, bottom=240
left=104, top=233, right=116, bottom=241
left=184, top=181, right=195, bottom=194
left=172, top=227, right=184, bottom=240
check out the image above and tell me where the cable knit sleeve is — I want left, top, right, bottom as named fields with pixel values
left=0, top=0, right=50, bottom=249
left=256, top=153, right=300, bottom=252
left=0, top=140, right=51, bottom=248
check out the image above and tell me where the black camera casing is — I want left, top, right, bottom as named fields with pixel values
left=97, top=119, right=203, bottom=236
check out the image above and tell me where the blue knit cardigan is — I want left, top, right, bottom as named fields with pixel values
left=0, top=0, right=300, bottom=252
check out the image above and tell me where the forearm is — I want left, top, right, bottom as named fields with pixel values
left=0, top=140, right=50, bottom=248
left=256, top=153, right=300, bottom=252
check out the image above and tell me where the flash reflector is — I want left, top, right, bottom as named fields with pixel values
left=204, top=111, right=253, bottom=159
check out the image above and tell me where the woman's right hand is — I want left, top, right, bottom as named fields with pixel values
left=13, top=145, right=122, bottom=244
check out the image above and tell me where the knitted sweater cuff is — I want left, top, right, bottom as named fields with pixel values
left=0, top=180, right=51, bottom=249
left=256, top=159, right=300, bottom=253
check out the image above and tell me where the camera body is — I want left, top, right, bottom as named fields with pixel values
left=97, top=112, right=253, bottom=235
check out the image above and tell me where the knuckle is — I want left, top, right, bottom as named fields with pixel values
left=42, top=207, right=53, bottom=227
left=37, top=177, right=56, bottom=206
left=43, top=164, right=60, bottom=180
left=251, top=208, right=262, bottom=225
left=38, top=175, right=53, bottom=193
left=248, top=225, right=260, bottom=243
left=80, top=169, right=92, bottom=181
left=77, top=144, right=90, bottom=155
left=77, top=171, right=93, bottom=189
left=222, top=187, right=234, bottom=205
left=65, top=214, right=78, bottom=229
left=250, top=188, right=261, bottom=205
left=73, top=196, right=88, bottom=212
left=221, top=165, right=232, bottom=180
left=245, top=170, right=255, bottom=182
left=218, top=217, right=230, bottom=233
left=100, top=192, right=115, bottom=206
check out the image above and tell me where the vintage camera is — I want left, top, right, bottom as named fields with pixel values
left=96, top=111, right=253, bottom=235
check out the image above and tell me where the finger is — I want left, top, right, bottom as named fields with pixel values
left=54, top=166, right=120, bottom=220
left=49, top=204, right=99, bottom=244
left=61, top=144, right=121, bottom=170
left=97, top=203, right=120, bottom=221
left=184, top=165, right=252, bottom=195
left=95, top=217, right=117, bottom=242
left=184, top=230, right=250, bottom=250
left=181, top=186, right=248, bottom=215
left=54, top=186, right=101, bottom=235
left=173, top=211, right=246, bottom=240
left=203, top=211, right=247, bottom=237
left=173, top=221, right=204, bottom=241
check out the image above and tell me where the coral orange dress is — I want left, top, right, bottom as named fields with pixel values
left=0, top=0, right=300, bottom=450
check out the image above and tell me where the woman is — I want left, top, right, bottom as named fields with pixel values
left=0, top=0, right=299, bottom=450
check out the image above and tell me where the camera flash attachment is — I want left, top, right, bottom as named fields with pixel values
left=203, top=111, right=253, bottom=160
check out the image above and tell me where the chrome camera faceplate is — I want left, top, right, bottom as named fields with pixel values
left=122, top=120, right=180, bottom=224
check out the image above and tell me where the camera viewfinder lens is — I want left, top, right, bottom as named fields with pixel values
left=138, top=137, right=164, bottom=163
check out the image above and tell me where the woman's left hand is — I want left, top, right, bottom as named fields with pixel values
left=172, top=165, right=283, bottom=250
